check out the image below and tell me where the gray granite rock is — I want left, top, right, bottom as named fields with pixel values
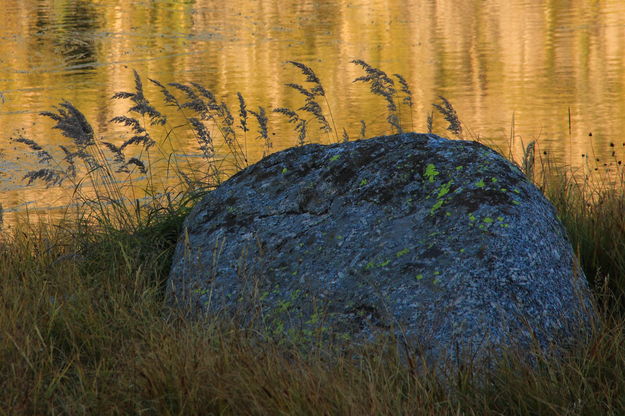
left=167, top=133, right=596, bottom=371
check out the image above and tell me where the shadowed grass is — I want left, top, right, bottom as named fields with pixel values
left=0, top=217, right=624, bottom=414
left=542, top=164, right=625, bottom=313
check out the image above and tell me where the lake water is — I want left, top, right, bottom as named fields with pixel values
left=1, top=0, right=625, bottom=220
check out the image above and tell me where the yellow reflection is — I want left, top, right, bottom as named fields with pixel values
left=0, top=0, right=625, bottom=221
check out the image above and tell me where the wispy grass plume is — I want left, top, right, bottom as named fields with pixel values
left=394, top=73, right=414, bottom=130
left=281, top=61, right=338, bottom=142
left=427, top=111, right=434, bottom=134
left=249, top=106, right=270, bottom=153
left=11, top=134, right=52, bottom=164
left=161, top=80, right=248, bottom=170
left=113, top=70, right=167, bottom=126
left=14, top=99, right=156, bottom=228
left=433, top=96, right=462, bottom=137
left=13, top=102, right=105, bottom=188
left=352, top=59, right=402, bottom=134
left=522, top=140, right=536, bottom=180
left=237, top=92, right=249, bottom=134
left=237, top=92, right=250, bottom=164
left=40, top=100, right=95, bottom=146
left=22, top=168, right=63, bottom=186
left=342, top=128, right=349, bottom=142
left=149, top=78, right=181, bottom=108
left=273, top=107, right=307, bottom=146
left=287, top=60, right=325, bottom=96
left=100, top=141, right=126, bottom=166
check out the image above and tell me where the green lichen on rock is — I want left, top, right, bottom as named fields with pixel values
left=396, top=248, right=410, bottom=258
left=437, top=180, right=453, bottom=198
left=424, top=163, right=439, bottom=182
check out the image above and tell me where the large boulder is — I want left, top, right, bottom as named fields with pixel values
left=167, top=133, right=596, bottom=371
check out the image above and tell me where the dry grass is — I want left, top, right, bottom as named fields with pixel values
left=2, top=60, right=625, bottom=414
left=1, top=215, right=624, bottom=415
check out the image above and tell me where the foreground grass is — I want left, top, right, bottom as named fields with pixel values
left=3, top=61, right=625, bottom=414
left=0, top=167, right=624, bottom=415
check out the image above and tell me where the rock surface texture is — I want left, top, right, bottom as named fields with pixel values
left=167, top=133, right=595, bottom=371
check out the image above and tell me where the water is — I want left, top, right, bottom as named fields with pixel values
left=1, top=0, right=625, bottom=219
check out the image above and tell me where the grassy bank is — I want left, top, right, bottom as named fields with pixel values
left=2, top=62, right=625, bottom=414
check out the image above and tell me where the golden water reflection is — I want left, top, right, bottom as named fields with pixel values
left=1, top=0, right=625, bottom=219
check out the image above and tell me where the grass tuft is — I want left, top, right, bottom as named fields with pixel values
left=40, top=100, right=96, bottom=146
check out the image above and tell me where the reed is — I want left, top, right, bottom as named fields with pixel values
left=2, top=60, right=625, bottom=414
left=432, top=96, right=462, bottom=137
left=274, top=61, right=336, bottom=144
left=352, top=59, right=402, bottom=134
